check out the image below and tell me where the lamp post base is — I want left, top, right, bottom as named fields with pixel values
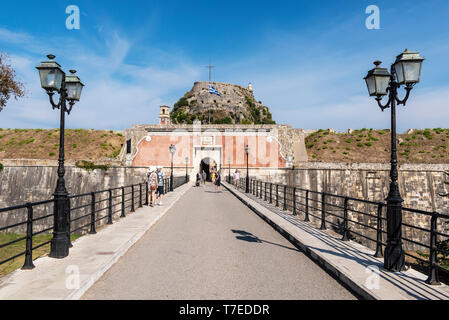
left=50, top=193, right=70, bottom=259
left=49, top=232, right=69, bottom=258
left=384, top=242, right=406, bottom=272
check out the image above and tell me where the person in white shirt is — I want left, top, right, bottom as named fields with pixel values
left=233, top=170, right=240, bottom=189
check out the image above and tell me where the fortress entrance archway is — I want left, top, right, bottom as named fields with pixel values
left=200, top=157, right=217, bottom=181
left=193, top=146, right=222, bottom=181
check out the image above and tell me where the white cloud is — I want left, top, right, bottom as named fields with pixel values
left=0, top=29, right=199, bottom=129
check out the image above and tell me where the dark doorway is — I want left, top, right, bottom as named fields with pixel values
left=200, top=158, right=211, bottom=181
left=200, top=158, right=216, bottom=182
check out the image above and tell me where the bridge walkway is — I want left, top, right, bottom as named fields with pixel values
left=82, top=182, right=356, bottom=300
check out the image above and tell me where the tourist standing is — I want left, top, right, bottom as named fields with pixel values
left=147, top=166, right=158, bottom=207
left=215, top=170, right=221, bottom=192
left=233, top=169, right=240, bottom=189
left=196, top=172, right=201, bottom=187
left=156, top=166, right=165, bottom=205
left=202, top=170, right=207, bottom=184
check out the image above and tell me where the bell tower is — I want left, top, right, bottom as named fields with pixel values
left=159, top=105, right=171, bottom=125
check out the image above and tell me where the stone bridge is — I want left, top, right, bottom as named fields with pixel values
left=1, top=179, right=449, bottom=300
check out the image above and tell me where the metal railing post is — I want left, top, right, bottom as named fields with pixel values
left=293, top=187, right=297, bottom=215
left=270, top=183, right=273, bottom=204
left=145, top=182, right=149, bottom=206
left=107, top=189, right=113, bottom=225
left=374, top=203, right=383, bottom=257
left=139, top=183, right=143, bottom=208
left=426, top=213, right=441, bottom=285
left=283, top=185, right=287, bottom=210
left=67, top=198, right=72, bottom=248
left=89, top=192, right=97, bottom=234
left=264, top=182, right=267, bottom=201
left=22, top=203, right=35, bottom=270
left=260, top=181, right=263, bottom=199
left=276, top=184, right=279, bottom=207
left=131, top=185, right=135, bottom=212
left=255, top=180, right=258, bottom=197
left=342, top=197, right=349, bottom=241
left=305, top=190, right=310, bottom=222
left=320, top=193, right=327, bottom=230
left=121, top=186, right=126, bottom=218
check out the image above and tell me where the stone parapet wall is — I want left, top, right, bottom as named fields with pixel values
left=0, top=165, right=148, bottom=234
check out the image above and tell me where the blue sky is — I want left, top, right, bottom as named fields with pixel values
left=1, top=0, right=449, bottom=132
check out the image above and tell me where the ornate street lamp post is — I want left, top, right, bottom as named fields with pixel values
left=245, top=145, right=250, bottom=193
left=169, top=144, right=176, bottom=191
left=36, top=55, right=84, bottom=258
left=364, top=49, right=424, bottom=272
left=227, top=157, right=231, bottom=184
left=185, top=156, right=189, bottom=183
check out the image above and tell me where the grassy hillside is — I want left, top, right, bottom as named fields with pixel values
left=305, top=128, right=449, bottom=164
left=0, top=128, right=125, bottom=161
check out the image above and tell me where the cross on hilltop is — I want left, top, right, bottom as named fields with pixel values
left=204, top=63, right=215, bottom=83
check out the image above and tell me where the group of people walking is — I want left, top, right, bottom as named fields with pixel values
left=146, top=165, right=241, bottom=201
left=196, top=169, right=222, bottom=192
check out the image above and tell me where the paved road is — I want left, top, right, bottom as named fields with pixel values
left=82, top=183, right=357, bottom=300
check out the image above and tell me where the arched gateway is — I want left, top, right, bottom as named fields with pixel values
left=200, top=157, right=217, bottom=181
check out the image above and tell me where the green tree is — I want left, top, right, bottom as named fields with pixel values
left=0, top=52, right=25, bottom=111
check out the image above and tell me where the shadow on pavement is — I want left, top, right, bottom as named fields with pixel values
left=231, top=229, right=301, bottom=253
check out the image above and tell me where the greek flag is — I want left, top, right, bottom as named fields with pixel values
left=209, top=84, right=221, bottom=96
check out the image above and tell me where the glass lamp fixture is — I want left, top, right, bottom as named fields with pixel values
left=169, top=144, right=176, bottom=155
left=65, top=70, right=84, bottom=101
left=364, top=61, right=391, bottom=97
left=393, top=49, right=425, bottom=85
left=36, top=54, right=65, bottom=92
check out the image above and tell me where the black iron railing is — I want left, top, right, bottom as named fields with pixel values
left=0, top=176, right=187, bottom=271
left=234, top=177, right=449, bottom=285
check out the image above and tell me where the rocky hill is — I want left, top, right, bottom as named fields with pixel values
left=170, top=81, right=275, bottom=125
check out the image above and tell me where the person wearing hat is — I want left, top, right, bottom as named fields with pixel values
left=147, top=166, right=158, bottom=207
left=156, top=166, right=165, bottom=206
